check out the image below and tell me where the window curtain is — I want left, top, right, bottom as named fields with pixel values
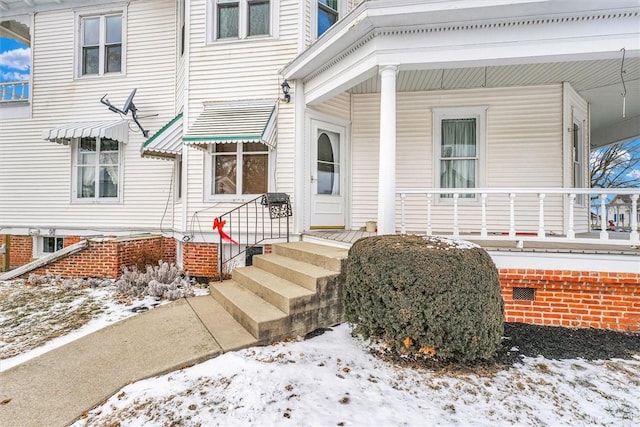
left=440, top=119, right=476, bottom=196
left=248, top=1, right=269, bottom=36
left=218, top=3, right=239, bottom=38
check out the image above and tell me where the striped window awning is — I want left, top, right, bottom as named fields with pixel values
left=141, top=113, right=183, bottom=160
left=183, top=99, right=277, bottom=149
left=42, top=120, right=129, bottom=145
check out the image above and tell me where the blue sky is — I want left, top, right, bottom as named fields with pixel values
left=0, top=37, right=30, bottom=82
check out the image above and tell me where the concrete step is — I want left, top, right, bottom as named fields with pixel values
left=210, top=280, right=288, bottom=341
left=252, top=253, right=339, bottom=291
left=272, top=241, right=348, bottom=272
left=232, top=266, right=316, bottom=314
left=186, top=295, right=258, bottom=352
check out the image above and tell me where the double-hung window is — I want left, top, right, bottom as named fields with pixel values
left=209, top=143, right=268, bottom=196
left=572, top=114, right=586, bottom=205
left=80, top=13, right=123, bottom=76
left=317, top=0, right=339, bottom=37
left=74, top=137, right=121, bottom=202
left=433, top=107, right=486, bottom=200
left=211, top=0, right=272, bottom=41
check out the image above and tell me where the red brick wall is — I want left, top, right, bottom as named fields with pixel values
left=118, top=237, right=164, bottom=270
left=162, top=237, right=177, bottom=264
left=31, top=240, right=120, bottom=278
left=28, top=236, right=176, bottom=279
left=183, top=242, right=219, bottom=279
left=1, top=235, right=33, bottom=269
left=500, top=269, right=640, bottom=332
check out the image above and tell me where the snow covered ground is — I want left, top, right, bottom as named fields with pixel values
left=73, top=324, right=640, bottom=427
left=2, top=279, right=639, bottom=426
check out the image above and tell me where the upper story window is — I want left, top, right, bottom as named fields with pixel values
left=317, top=0, right=338, bottom=37
left=209, top=0, right=275, bottom=42
left=73, top=137, right=122, bottom=202
left=433, top=107, right=487, bottom=200
left=79, top=12, right=123, bottom=76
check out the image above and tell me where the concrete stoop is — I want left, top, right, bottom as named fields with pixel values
left=209, top=241, right=348, bottom=344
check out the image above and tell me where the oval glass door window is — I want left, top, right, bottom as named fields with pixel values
left=317, top=132, right=340, bottom=195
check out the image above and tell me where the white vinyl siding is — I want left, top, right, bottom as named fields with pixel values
left=350, top=84, right=566, bottom=235
left=0, top=1, right=179, bottom=234
left=185, top=0, right=298, bottom=237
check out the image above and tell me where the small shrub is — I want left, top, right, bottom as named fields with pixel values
left=344, top=235, right=504, bottom=362
left=116, top=261, right=195, bottom=301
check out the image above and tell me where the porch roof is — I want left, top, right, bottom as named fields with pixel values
left=141, top=113, right=183, bottom=160
left=42, top=120, right=129, bottom=145
left=282, top=0, right=640, bottom=147
left=183, top=100, right=277, bottom=149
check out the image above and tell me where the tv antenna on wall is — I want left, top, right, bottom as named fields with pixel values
left=100, top=89, right=150, bottom=137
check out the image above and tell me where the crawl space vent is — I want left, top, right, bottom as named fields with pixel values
left=513, top=287, right=536, bottom=301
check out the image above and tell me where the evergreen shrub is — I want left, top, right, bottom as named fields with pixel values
left=344, top=235, right=504, bottom=362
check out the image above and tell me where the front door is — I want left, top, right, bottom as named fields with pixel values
left=310, top=121, right=345, bottom=229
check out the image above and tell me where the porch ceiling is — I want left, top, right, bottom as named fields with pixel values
left=349, top=58, right=640, bottom=148
left=284, top=0, right=640, bottom=149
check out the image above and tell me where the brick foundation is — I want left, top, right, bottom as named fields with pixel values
left=27, top=235, right=177, bottom=279
left=500, top=269, right=640, bottom=332
left=0, top=235, right=33, bottom=270
left=182, top=242, right=219, bottom=279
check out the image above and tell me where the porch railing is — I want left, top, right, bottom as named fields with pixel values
left=397, top=188, right=639, bottom=245
left=217, top=193, right=292, bottom=280
left=0, top=81, right=29, bottom=103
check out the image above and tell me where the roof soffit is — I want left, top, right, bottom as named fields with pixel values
left=283, top=0, right=640, bottom=82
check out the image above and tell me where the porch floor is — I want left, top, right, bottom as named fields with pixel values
left=303, top=230, right=640, bottom=256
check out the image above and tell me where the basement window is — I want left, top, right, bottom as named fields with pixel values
left=512, top=287, right=535, bottom=301
left=42, top=237, right=64, bottom=254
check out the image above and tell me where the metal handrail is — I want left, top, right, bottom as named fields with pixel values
left=217, top=193, right=292, bottom=280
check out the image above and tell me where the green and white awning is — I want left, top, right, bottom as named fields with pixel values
left=42, top=119, right=129, bottom=145
left=183, top=99, right=277, bottom=149
left=141, top=113, right=183, bottom=160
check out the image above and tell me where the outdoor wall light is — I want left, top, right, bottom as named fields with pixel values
left=281, top=80, right=291, bottom=103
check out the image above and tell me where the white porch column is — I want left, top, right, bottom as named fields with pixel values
left=377, top=65, right=398, bottom=235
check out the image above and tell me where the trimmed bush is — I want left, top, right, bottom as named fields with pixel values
left=344, top=235, right=504, bottom=362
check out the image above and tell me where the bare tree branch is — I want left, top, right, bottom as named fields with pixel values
left=590, top=139, right=640, bottom=188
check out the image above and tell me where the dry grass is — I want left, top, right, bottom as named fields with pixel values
left=0, top=281, right=106, bottom=359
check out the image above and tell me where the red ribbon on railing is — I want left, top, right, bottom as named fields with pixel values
left=213, top=217, right=239, bottom=245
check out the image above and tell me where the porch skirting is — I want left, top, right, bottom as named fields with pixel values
left=500, top=269, right=639, bottom=332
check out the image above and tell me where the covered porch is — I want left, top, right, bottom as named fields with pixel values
left=282, top=0, right=640, bottom=240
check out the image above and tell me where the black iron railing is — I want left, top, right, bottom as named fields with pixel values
left=217, top=193, right=292, bottom=280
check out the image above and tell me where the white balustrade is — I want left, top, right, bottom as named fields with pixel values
left=0, top=81, right=29, bottom=102
left=396, top=188, right=640, bottom=246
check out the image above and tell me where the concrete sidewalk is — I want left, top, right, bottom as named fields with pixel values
left=0, top=296, right=257, bottom=427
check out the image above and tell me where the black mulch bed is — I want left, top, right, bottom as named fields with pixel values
left=367, top=322, right=640, bottom=372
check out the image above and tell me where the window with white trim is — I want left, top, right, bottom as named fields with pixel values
left=313, top=0, right=345, bottom=39
left=41, top=236, right=64, bottom=254
left=207, top=143, right=269, bottom=197
left=73, top=137, right=122, bottom=202
left=317, top=0, right=338, bottom=37
left=433, top=107, right=487, bottom=200
left=79, top=12, right=123, bottom=76
left=572, top=117, right=586, bottom=205
left=208, top=0, right=274, bottom=41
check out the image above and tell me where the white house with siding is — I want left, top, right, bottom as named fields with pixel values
left=1, top=0, right=639, bottom=278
